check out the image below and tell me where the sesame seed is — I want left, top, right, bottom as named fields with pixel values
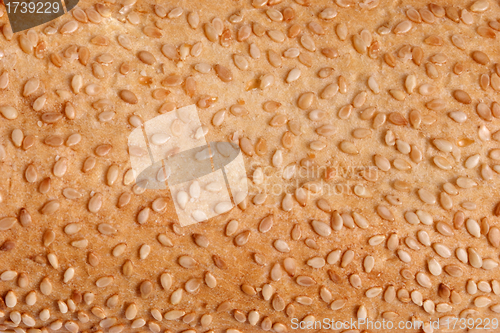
left=178, top=255, right=197, bottom=268
left=95, top=276, right=113, bottom=288
left=40, top=278, right=52, bottom=296
left=394, top=20, right=412, bottom=34
left=471, top=0, right=490, bottom=12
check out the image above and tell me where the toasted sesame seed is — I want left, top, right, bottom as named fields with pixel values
left=96, top=276, right=113, bottom=288
left=138, top=280, right=153, bottom=298
left=88, top=193, right=103, bottom=213
left=477, top=281, right=491, bottom=293
left=471, top=0, right=490, bottom=12
left=468, top=248, right=483, bottom=268
left=178, top=255, right=197, bottom=268
left=432, top=243, right=451, bottom=258
left=394, top=20, right=412, bottom=34
left=488, top=227, right=500, bottom=247
left=119, top=90, right=138, bottom=104
left=352, top=34, right=367, bottom=53
left=39, top=277, right=52, bottom=296
left=0, top=105, right=18, bottom=120
left=415, top=272, right=431, bottom=288
left=452, top=90, right=472, bottom=104
left=296, top=275, right=316, bottom=287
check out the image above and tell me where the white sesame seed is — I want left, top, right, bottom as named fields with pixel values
left=96, top=276, right=114, bottom=288
left=286, top=68, right=301, bottom=83
left=215, top=202, right=232, bottom=214
left=139, top=244, right=151, bottom=259
left=40, top=277, right=52, bottom=295
left=468, top=248, right=483, bottom=268
left=416, top=210, right=433, bottom=225
left=368, top=235, right=385, bottom=246
left=416, top=272, right=432, bottom=288
left=125, top=303, right=137, bottom=320
left=428, top=259, right=442, bottom=276
left=170, top=288, right=183, bottom=304
left=63, top=268, right=75, bottom=283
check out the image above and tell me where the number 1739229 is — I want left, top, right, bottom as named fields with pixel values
left=443, top=317, right=498, bottom=330
left=5, top=1, right=60, bottom=14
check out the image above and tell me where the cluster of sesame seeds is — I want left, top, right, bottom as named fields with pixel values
left=1, top=0, right=500, bottom=332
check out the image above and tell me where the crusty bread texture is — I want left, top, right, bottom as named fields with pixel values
left=1, top=0, right=500, bottom=332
